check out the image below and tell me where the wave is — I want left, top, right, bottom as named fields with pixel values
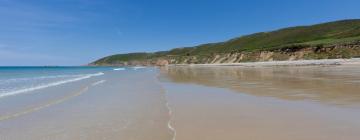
left=0, top=72, right=104, bottom=99
left=113, top=68, right=126, bottom=71
left=91, top=80, right=106, bottom=86
left=132, top=66, right=146, bottom=70
left=0, top=73, right=99, bottom=85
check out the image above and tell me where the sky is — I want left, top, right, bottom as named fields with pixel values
left=0, top=0, right=360, bottom=66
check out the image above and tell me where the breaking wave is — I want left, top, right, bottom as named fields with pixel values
left=0, top=72, right=104, bottom=99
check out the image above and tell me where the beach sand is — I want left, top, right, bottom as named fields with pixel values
left=0, top=69, right=172, bottom=140
left=161, top=82, right=360, bottom=140
left=159, top=64, right=360, bottom=140
left=1, top=63, right=360, bottom=140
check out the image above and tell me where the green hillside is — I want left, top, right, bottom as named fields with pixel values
left=92, top=19, right=360, bottom=65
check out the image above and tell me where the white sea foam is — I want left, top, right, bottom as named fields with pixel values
left=0, top=73, right=95, bottom=84
left=166, top=101, right=176, bottom=140
left=0, top=72, right=104, bottom=99
left=91, top=80, right=106, bottom=86
left=113, top=68, right=126, bottom=71
left=132, top=66, right=146, bottom=70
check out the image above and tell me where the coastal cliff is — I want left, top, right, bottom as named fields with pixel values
left=91, top=42, right=360, bottom=66
left=167, top=42, right=360, bottom=64
left=91, top=19, right=360, bottom=66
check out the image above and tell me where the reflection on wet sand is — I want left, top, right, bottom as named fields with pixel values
left=160, top=65, right=360, bottom=140
left=160, top=65, right=360, bottom=106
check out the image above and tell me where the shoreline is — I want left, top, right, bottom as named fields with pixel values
left=169, top=58, right=360, bottom=67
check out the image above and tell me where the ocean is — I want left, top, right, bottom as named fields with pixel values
left=0, top=67, right=110, bottom=99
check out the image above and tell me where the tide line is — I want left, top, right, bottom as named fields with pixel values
left=166, top=100, right=176, bottom=140
left=154, top=74, right=177, bottom=140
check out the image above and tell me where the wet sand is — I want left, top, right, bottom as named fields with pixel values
left=160, top=64, right=360, bottom=140
left=162, top=83, right=360, bottom=140
left=161, top=65, right=360, bottom=106
left=1, top=65, right=360, bottom=140
left=0, top=69, right=172, bottom=140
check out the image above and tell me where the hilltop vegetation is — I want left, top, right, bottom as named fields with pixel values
left=92, top=19, right=360, bottom=65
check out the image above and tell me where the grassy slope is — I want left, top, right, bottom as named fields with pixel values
left=93, top=19, right=360, bottom=64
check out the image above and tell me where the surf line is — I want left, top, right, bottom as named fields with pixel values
left=153, top=73, right=177, bottom=140
left=91, top=80, right=106, bottom=86
left=0, top=72, right=104, bottom=99
left=0, top=80, right=103, bottom=122
left=166, top=99, right=176, bottom=140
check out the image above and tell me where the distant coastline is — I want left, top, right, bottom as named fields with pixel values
left=91, top=19, right=360, bottom=66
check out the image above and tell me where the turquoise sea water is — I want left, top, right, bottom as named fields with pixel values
left=0, top=66, right=123, bottom=99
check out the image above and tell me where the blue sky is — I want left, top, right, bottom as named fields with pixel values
left=0, top=0, right=360, bottom=65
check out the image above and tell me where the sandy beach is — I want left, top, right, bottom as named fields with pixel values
left=160, top=62, right=360, bottom=140
left=0, top=68, right=172, bottom=140
left=1, top=63, right=360, bottom=140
